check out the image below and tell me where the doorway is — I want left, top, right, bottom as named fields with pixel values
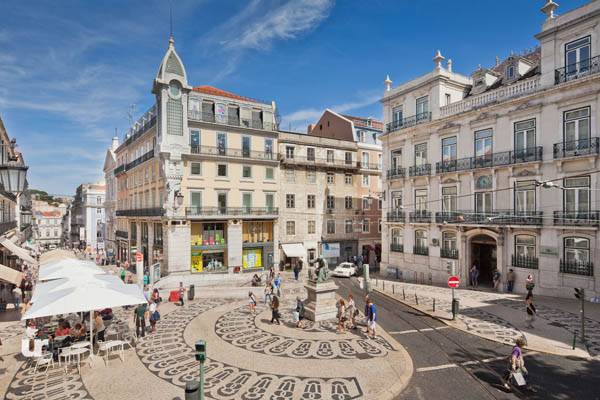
left=470, top=235, right=497, bottom=285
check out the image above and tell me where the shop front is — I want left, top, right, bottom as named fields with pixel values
left=152, top=222, right=164, bottom=274
left=242, top=221, right=274, bottom=272
left=190, top=222, right=228, bottom=273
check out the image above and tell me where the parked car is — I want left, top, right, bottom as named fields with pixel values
left=332, top=262, right=357, bottom=278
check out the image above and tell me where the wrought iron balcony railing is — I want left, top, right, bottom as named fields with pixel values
left=559, top=259, right=594, bottom=276
left=386, top=168, right=405, bottom=180
left=435, top=210, right=543, bottom=225
left=113, top=164, right=125, bottom=176
left=186, top=207, right=279, bottom=217
left=0, top=220, right=17, bottom=235
left=555, top=55, right=600, bottom=85
left=116, top=208, right=165, bottom=217
left=280, top=155, right=359, bottom=169
left=413, top=245, right=429, bottom=256
left=436, top=147, right=543, bottom=174
left=360, top=162, right=382, bottom=171
left=387, top=210, right=405, bottom=222
left=409, top=164, right=431, bottom=177
left=511, top=255, right=539, bottom=270
left=125, top=149, right=154, bottom=171
left=386, top=112, right=432, bottom=133
left=440, top=248, right=459, bottom=259
left=190, top=145, right=278, bottom=161
left=553, top=137, right=599, bottom=159
left=390, top=243, right=404, bottom=253
left=553, top=210, right=600, bottom=227
left=123, top=109, right=157, bottom=147
left=115, top=230, right=128, bottom=239
left=188, top=110, right=277, bottom=132
left=409, top=210, right=431, bottom=223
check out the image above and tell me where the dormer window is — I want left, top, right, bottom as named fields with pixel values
left=476, top=79, right=484, bottom=86
left=507, top=66, right=515, bottom=79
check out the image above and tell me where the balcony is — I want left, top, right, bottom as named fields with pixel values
left=553, top=210, right=600, bottom=227
left=560, top=259, right=594, bottom=276
left=435, top=210, right=543, bottom=225
left=555, top=55, right=600, bottom=85
left=386, top=168, right=405, bottom=180
left=126, top=149, right=154, bottom=171
left=409, top=210, right=431, bottom=223
left=115, top=230, right=128, bottom=239
left=188, top=110, right=277, bottom=132
left=511, top=255, right=539, bottom=270
left=113, top=164, right=125, bottom=176
left=436, top=147, right=543, bottom=174
left=440, top=247, right=459, bottom=259
left=280, top=155, right=359, bottom=170
left=409, top=164, right=431, bottom=177
left=360, top=162, right=382, bottom=171
left=386, top=112, right=431, bottom=133
left=186, top=207, right=279, bottom=218
left=387, top=210, right=405, bottom=222
left=390, top=243, right=404, bottom=253
left=191, top=145, right=278, bottom=162
left=413, top=245, right=429, bottom=256
left=123, top=106, right=157, bottom=147
left=0, top=220, right=17, bottom=235
left=553, top=137, right=599, bottom=159
left=116, top=208, right=165, bottom=217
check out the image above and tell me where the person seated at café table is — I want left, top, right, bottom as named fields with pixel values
left=55, top=321, right=70, bottom=337
left=26, top=320, right=38, bottom=339
left=72, top=323, right=87, bottom=341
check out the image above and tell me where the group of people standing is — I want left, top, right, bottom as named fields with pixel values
left=336, top=295, right=376, bottom=339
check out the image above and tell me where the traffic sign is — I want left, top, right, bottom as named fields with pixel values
left=136, top=253, right=143, bottom=263
left=448, top=276, right=460, bottom=288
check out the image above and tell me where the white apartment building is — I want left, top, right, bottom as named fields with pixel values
left=103, top=137, right=119, bottom=260
left=70, top=181, right=106, bottom=253
left=381, top=0, right=600, bottom=298
left=34, top=210, right=62, bottom=247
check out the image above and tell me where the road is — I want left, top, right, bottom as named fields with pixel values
left=334, top=277, right=600, bottom=400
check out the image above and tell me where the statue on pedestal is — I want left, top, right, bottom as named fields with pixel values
left=309, top=256, right=331, bottom=283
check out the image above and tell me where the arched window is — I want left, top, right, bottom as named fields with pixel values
left=564, top=237, right=589, bottom=263
left=515, top=235, right=536, bottom=257
left=442, top=231, right=457, bottom=250
left=391, top=229, right=403, bottom=252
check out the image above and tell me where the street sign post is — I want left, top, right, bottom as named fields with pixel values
left=448, top=276, right=460, bottom=320
left=135, top=253, right=143, bottom=289
left=448, top=276, right=460, bottom=288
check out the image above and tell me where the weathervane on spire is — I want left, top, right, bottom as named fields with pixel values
left=169, top=0, right=174, bottom=44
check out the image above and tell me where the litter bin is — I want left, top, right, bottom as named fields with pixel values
left=188, top=284, right=195, bottom=301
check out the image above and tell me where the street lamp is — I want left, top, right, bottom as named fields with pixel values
left=0, top=140, right=28, bottom=195
left=174, top=190, right=184, bottom=207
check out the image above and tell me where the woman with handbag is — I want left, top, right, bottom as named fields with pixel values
left=270, top=295, right=280, bottom=325
left=502, top=338, right=536, bottom=392
left=149, top=299, right=160, bottom=333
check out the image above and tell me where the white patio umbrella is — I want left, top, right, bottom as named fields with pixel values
left=39, top=259, right=104, bottom=281
left=30, top=275, right=123, bottom=304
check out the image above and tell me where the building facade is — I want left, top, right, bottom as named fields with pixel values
left=381, top=0, right=600, bottom=298
left=103, top=137, right=119, bottom=260
left=34, top=211, right=62, bottom=247
left=70, top=182, right=106, bottom=253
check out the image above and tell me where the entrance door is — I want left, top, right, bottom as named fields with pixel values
left=471, top=235, right=497, bottom=285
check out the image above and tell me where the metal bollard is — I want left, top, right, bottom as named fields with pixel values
left=415, top=294, right=418, bottom=305
left=433, top=298, right=436, bottom=312
left=573, top=329, right=579, bottom=350
left=383, top=281, right=385, bottom=291
left=403, top=288, right=406, bottom=300
left=185, top=381, right=200, bottom=400
left=393, top=285, right=395, bottom=295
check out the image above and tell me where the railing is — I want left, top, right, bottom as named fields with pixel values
left=390, top=243, right=404, bottom=253
left=191, top=145, right=278, bottom=161
left=113, top=164, right=125, bottom=176
left=360, top=162, right=382, bottom=170
left=409, top=164, right=431, bottom=177
left=553, top=210, right=600, bottom=227
left=188, top=110, right=277, bottom=132
left=435, top=210, right=543, bottom=225
left=126, top=149, right=154, bottom=171
left=560, top=259, right=594, bottom=276
left=440, top=76, right=541, bottom=118
left=116, top=208, right=165, bottom=217
left=386, top=168, right=405, bottom=180
left=413, top=245, right=429, bottom=256
left=115, top=230, right=128, bottom=239
left=280, top=155, right=359, bottom=169
left=353, top=119, right=383, bottom=130
left=386, top=112, right=431, bottom=133
left=409, top=210, right=431, bottom=223
left=0, top=220, right=17, bottom=235
left=436, top=147, right=543, bottom=174
left=186, top=207, right=279, bottom=217
left=555, top=55, right=600, bottom=85
left=440, top=248, right=459, bottom=259
left=511, top=255, right=539, bottom=270
left=123, top=106, right=157, bottom=146
left=387, top=210, right=405, bottom=222
left=553, top=137, right=599, bottom=159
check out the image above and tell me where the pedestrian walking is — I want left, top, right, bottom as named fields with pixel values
left=270, top=295, right=281, bottom=324
left=525, top=291, right=536, bottom=329
left=264, top=281, right=273, bottom=305
left=502, top=338, right=536, bottom=392
left=507, top=269, right=515, bottom=293
left=470, top=264, right=479, bottom=288
left=364, top=296, right=370, bottom=334
left=337, top=299, right=347, bottom=333
left=268, top=266, right=275, bottom=282
left=134, top=303, right=147, bottom=338
left=120, top=267, right=126, bottom=282
left=525, top=274, right=535, bottom=292
left=148, top=299, right=159, bottom=333
left=493, top=269, right=501, bottom=290
left=12, top=285, right=21, bottom=311
left=178, top=282, right=186, bottom=306
left=294, top=297, right=306, bottom=328
left=274, top=273, right=282, bottom=297
left=367, top=298, right=377, bottom=339
left=248, top=291, right=257, bottom=313
left=293, top=261, right=300, bottom=281
left=347, top=295, right=357, bottom=329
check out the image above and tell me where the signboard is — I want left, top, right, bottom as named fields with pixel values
left=79, top=227, right=85, bottom=241
left=97, top=242, right=104, bottom=250
left=540, top=246, right=558, bottom=256
left=321, top=243, right=340, bottom=258
left=448, top=276, right=460, bottom=289
left=191, top=251, right=203, bottom=273
left=136, top=253, right=143, bottom=263
left=135, top=253, right=144, bottom=288
left=242, top=249, right=262, bottom=269
left=151, top=263, right=160, bottom=284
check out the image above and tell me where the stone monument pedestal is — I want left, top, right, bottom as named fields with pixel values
left=304, top=279, right=339, bottom=322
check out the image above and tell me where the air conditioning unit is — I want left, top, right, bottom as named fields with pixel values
left=431, top=238, right=439, bottom=246
left=229, top=219, right=240, bottom=226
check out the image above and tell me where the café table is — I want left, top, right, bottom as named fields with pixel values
left=67, top=347, right=89, bottom=374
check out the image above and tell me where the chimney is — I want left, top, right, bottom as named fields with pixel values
left=112, top=137, right=119, bottom=150
left=307, top=124, right=315, bottom=133
left=446, top=59, right=452, bottom=72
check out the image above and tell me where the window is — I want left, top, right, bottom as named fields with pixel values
left=415, top=230, right=427, bottom=249
left=564, top=107, right=590, bottom=146
left=264, top=139, right=273, bottom=159
left=265, top=167, right=274, bottom=180
left=475, top=129, right=492, bottom=157
left=242, top=136, right=251, bottom=158
left=286, top=168, right=295, bottom=182
left=475, top=192, right=492, bottom=214
left=514, top=119, right=536, bottom=157
left=97, top=208, right=102, bottom=214
left=362, top=196, right=370, bottom=210
left=242, top=192, right=252, bottom=213
left=391, top=229, right=403, bottom=247
left=217, top=193, right=227, bottom=213
left=191, top=162, right=201, bottom=176
left=344, top=152, right=353, bottom=165
left=442, top=186, right=457, bottom=213
left=415, top=189, right=427, bottom=211
left=326, top=195, right=335, bottom=209
left=358, top=131, right=366, bottom=143
left=190, top=191, right=202, bottom=212
left=515, top=181, right=535, bottom=213
left=345, top=196, right=353, bottom=209
left=362, top=174, right=369, bottom=187
left=507, top=65, right=515, bottom=79
left=564, top=237, right=589, bottom=263
left=265, top=193, right=274, bottom=212
left=286, top=146, right=295, bottom=159
left=217, top=163, right=228, bottom=177
left=190, top=130, right=200, bottom=150
left=362, top=152, right=369, bottom=167
left=378, top=198, right=383, bottom=209
left=286, top=194, right=295, bottom=209
left=442, top=137, right=457, bottom=162
left=327, top=172, right=335, bottom=184
left=391, top=149, right=402, bottom=171
left=306, top=169, right=316, bottom=183
left=378, top=219, right=382, bottom=232
left=307, top=147, right=315, bottom=161
left=392, top=105, right=403, bottom=124
left=414, top=143, right=427, bottom=166
left=242, top=166, right=252, bottom=179
left=327, top=150, right=334, bottom=163
left=362, top=219, right=370, bottom=233
left=286, top=221, right=296, bottom=235
left=416, top=96, right=429, bottom=119
left=152, top=165, right=156, bottom=181
left=445, top=93, right=451, bottom=105
left=565, top=36, right=590, bottom=77
left=307, top=195, right=316, bottom=209
left=345, top=220, right=353, bottom=233
left=326, top=220, right=335, bottom=234
left=515, top=235, right=535, bottom=257
left=308, top=220, right=316, bottom=234
left=96, top=196, right=102, bottom=204
left=392, top=191, right=402, bottom=209
left=564, top=176, right=590, bottom=214
left=442, top=231, right=457, bottom=250
left=378, top=154, right=383, bottom=170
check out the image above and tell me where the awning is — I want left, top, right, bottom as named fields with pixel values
left=281, top=243, right=305, bottom=258
left=0, top=263, right=23, bottom=285
left=0, top=237, right=37, bottom=265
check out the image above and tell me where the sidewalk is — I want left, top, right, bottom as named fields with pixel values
left=367, top=277, right=600, bottom=359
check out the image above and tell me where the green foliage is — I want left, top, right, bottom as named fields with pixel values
left=29, top=189, right=63, bottom=205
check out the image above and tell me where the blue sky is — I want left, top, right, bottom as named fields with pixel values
left=0, top=0, right=588, bottom=195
